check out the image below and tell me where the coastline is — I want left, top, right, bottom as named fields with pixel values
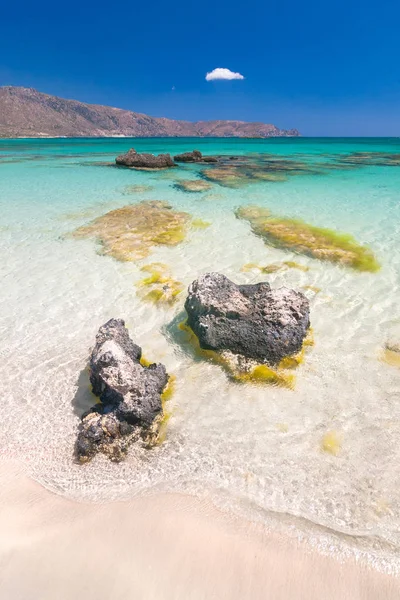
left=0, top=460, right=398, bottom=600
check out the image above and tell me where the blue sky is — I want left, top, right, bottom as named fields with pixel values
left=1, top=0, right=400, bottom=135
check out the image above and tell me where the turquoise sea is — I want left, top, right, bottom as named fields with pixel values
left=2, top=137, right=400, bottom=570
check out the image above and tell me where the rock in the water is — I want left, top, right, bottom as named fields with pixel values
left=173, top=150, right=203, bottom=163
left=184, top=273, right=310, bottom=364
left=236, top=205, right=380, bottom=272
left=174, top=179, right=212, bottom=193
left=173, top=150, right=219, bottom=163
left=76, top=318, right=169, bottom=463
left=116, top=148, right=175, bottom=169
left=72, top=200, right=191, bottom=261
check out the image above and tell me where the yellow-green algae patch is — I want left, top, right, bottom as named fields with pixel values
left=278, top=328, right=314, bottom=369
left=191, top=218, right=211, bottom=229
left=241, top=262, right=285, bottom=274
left=137, top=263, right=183, bottom=306
left=277, top=423, right=289, bottom=433
left=241, top=260, right=309, bottom=274
left=321, top=431, right=341, bottom=456
left=236, top=205, right=380, bottom=273
left=161, top=374, right=176, bottom=403
left=380, top=348, right=400, bottom=368
left=283, top=261, right=310, bottom=272
left=302, top=285, right=322, bottom=294
left=72, top=201, right=191, bottom=261
left=154, top=374, right=176, bottom=445
left=177, top=320, right=314, bottom=390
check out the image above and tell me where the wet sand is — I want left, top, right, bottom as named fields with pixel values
left=0, top=460, right=398, bottom=600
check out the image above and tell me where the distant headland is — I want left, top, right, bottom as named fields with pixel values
left=0, top=86, right=300, bottom=139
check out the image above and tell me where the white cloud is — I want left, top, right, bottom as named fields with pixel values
left=205, top=68, right=245, bottom=81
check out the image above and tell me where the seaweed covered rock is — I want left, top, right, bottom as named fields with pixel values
left=236, top=205, right=380, bottom=273
left=76, top=319, right=169, bottom=463
left=116, top=148, right=175, bottom=169
left=72, top=201, right=191, bottom=261
left=184, top=273, right=310, bottom=364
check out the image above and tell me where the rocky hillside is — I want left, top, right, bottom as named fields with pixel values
left=0, top=87, right=300, bottom=138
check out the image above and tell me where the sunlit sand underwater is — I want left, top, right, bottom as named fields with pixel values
left=1, top=137, right=400, bottom=571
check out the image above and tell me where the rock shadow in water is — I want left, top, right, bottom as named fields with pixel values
left=71, top=366, right=98, bottom=418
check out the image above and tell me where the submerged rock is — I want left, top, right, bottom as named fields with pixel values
left=236, top=205, right=380, bottom=273
left=184, top=272, right=310, bottom=364
left=174, top=179, right=212, bottom=193
left=121, top=184, right=154, bottom=195
left=337, top=152, right=400, bottom=167
left=116, top=148, right=175, bottom=169
left=200, top=155, right=320, bottom=187
left=72, top=200, right=191, bottom=261
left=76, top=319, right=170, bottom=463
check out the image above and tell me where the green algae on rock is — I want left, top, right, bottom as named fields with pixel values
left=137, top=263, right=183, bottom=306
left=236, top=205, right=380, bottom=273
left=72, top=201, right=191, bottom=261
left=177, top=320, right=308, bottom=389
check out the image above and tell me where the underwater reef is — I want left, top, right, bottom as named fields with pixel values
left=174, top=179, right=213, bottom=193
left=200, top=154, right=322, bottom=187
left=236, top=205, right=380, bottom=272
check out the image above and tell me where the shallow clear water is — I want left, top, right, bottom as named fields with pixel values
left=1, top=137, right=400, bottom=569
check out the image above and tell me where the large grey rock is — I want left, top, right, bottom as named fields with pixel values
left=184, top=273, right=310, bottom=364
left=76, top=318, right=169, bottom=463
left=115, top=148, right=175, bottom=169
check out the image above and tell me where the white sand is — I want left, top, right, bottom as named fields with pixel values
left=0, top=460, right=398, bottom=600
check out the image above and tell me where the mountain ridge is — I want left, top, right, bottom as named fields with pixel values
left=0, top=86, right=300, bottom=138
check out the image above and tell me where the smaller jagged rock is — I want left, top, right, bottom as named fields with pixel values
left=116, top=148, right=175, bottom=169
left=76, top=318, right=169, bottom=463
left=173, top=150, right=203, bottom=163
left=173, top=150, right=219, bottom=163
left=184, top=273, right=310, bottom=364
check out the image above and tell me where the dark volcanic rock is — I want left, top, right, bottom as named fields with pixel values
left=115, top=148, right=175, bottom=169
left=76, top=318, right=169, bottom=463
left=173, top=150, right=203, bottom=163
left=173, top=150, right=219, bottom=164
left=184, top=273, right=310, bottom=364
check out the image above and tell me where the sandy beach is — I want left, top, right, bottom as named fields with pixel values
left=0, top=460, right=398, bottom=600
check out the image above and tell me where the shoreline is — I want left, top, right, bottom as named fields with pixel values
left=0, top=460, right=398, bottom=600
